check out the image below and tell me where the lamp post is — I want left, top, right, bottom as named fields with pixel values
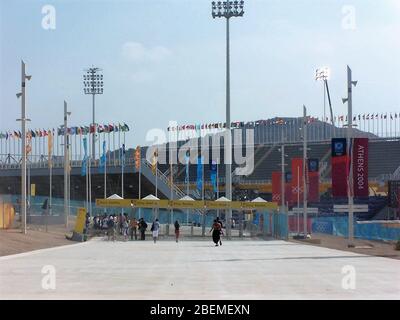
left=83, top=67, right=103, bottom=218
left=16, top=60, right=31, bottom=234
left=342, top=66, right=358, bottom=247
left=63, top=101, right=71, bottom=228
left=212, top=0, right=244, bottom=238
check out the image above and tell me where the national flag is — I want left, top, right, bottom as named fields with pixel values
left=185, top=151, right=190, bottom=183
left=121, top=144, right=126, bottom=167
left=196, top=156, right=203, bottom=192
left=151, top=149, right=158, bottom=175
left=48, top=130, right=53, bottom=167
left=210, top=160, right=217, bottom=193
left=81, top=137, right=88, bottom=176
left=134, top=146, right=141, bottom=170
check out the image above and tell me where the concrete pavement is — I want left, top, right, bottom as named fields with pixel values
left=0, top=238, right=399, bottom=299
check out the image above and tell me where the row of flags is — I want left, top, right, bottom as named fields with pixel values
left=326, top=113, right=399, bottom=122
left=167, top=113, right=400, bottom=132
left=167, top=118, right=314, bottom=132
left=0, top=123, right=130, bottom=140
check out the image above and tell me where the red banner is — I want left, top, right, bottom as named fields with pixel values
left=291, top=158, right=303, bottom=204
left=307, top=159, right=319, bottom=203
left=353, top=138, right=369, bottom=197
left=272, top=172, right=282, bottom=204
left=332, top=138, right=348, bottom=198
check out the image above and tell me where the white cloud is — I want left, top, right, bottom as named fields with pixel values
left=122, top=42, right=171, bottom=63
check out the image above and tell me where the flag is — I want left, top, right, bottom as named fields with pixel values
left=121, top=144, right=126, bottom=167
left=151, top=149, right=158, bottom=175
left=48, top=130, right=53, bottom=167
left=81, top=137, right=88, bottom=176
left=134, top=146, right=141, bottom=170
left=347, top=138, right=354, bottom=198
left=210, top=160, right=217, bottom=193
left=185, top=151, right=190, bottom=183
left=196, top=156, right=203, bottom=192
left=99, top=141, right=106, bottom=174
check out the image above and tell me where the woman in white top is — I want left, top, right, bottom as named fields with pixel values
left=151, top=219, right=160, bottom=243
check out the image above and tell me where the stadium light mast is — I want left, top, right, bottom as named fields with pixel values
left=83, top=67, right=103, bottom=160
left=342, top=65, right=357, bottom=247
left=212, top=0, right=244, bottom=238
left=315, top=67, right=333, bottom=139
left=16, top=60, right=31, bottom=234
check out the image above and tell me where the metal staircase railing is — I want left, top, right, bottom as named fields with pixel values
left=142, top=159, right=186, bottom=199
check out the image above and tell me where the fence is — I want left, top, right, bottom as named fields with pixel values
left=312, top=216, right=400, bottom=241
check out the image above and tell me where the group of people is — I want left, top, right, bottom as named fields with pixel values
left=92, top=213, right=181, bottom=243
left=90, top=214, right=227, bottom=246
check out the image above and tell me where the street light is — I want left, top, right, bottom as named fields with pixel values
left=211, top=0, right=244, bottom=238
left=83, top=67, right=103, bottom=160
left=16, top=60, right=31, bottom=234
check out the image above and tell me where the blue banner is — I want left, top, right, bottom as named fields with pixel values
left=196, top=156, right=203, bottom=192
left=99, top=141, right=106, bottom=174
left=210, top=160, right=217, bottom=192
left=81, top=137, right=88, bottom=176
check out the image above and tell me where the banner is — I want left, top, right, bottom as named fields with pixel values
left=210, top=160, right=217, bottom=193
left=47, top=130, right=53, bottom=167
left=74, top=208, right=87, bottom=234
left=99, top=141, right=106, bottom=174
left=196, top=156, right=203, bottom=192
left=81, top=137, right=88, bottom=177
left=332, top=138, right=348, bottom=197
left=272, top=172, right=282, bottom=204
left=285, top=171, right=292, bottom=206
left=291, top=158, right=303, bottom=205
left=353, top=138, right=369, bottom=197
left=185, top=152, right=190, bottom=183
left=307, top=159, right=319, bottom=202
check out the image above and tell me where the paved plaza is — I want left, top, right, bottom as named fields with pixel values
left=0, top=238, right=399, bottom=300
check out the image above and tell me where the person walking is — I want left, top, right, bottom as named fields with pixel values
left=107, top=215, right=116, bottom=241
left=209, top=219, right=222, bottom=246
left=138, top=218, right=147, bottom=240
left=151, top=218, right=160, bottom=244
left=216, top=216, right=224, bottom=246
left=174, top=220, right=180, bottom=243
left=122, top=214, right=129, bottom=241
left=129, top=217, right=138, bottom=240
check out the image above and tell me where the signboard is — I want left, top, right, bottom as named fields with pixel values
left=31, top=184, right=36, bottom=197
left=74, top=208, right=86, bottom=234
left=333, top=204, right=369, bottom=212
left=332, top=138, right=348, bottom=197
left=96, top=199, right=278, bottom=211
left=353, top=138, right=369, bottom=197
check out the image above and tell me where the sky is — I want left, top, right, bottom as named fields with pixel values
left=0, top=0, right=399, bottom=147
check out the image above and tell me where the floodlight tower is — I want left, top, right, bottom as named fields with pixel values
left=315, top=67, right=333, bottom=139
left=212, top=0, right=244, bottom=238
left=83, top=67, right=103, bottom=160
